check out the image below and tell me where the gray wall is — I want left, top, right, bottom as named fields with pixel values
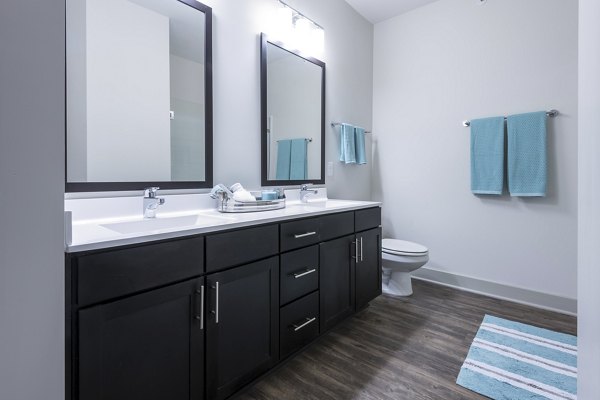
left=201, top=0, right=374, bottom=199
left=578, top=0, right=600, bottom=396
left=372, top=0, right=578, bottom=308
left=0, top=1, right=65, bottom=399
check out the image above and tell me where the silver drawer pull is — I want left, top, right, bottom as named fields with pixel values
left=294, top=231, right=317, bottom=239
left=293, top=268, right=316, bottom=279
left=360, top=237, right=364, bottom=262
left=200, top=285, right=205, bottom=330
left=211, top=281, right=219, bottom=324
left=292, top=317, right=317, bottom=332
left=352, top=240, right=358, bottom=260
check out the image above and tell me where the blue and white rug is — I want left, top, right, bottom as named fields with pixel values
left=457, top=315, right=577, bottom=400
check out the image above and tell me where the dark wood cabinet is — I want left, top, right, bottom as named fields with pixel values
left=280, top=245, right=319, bottom=306
left=78, top=277, right=205, bottom=400
left=205, top=257, right=279, bottom=400
left=355, top=227, right=382, bottom=310
left=68, top=206, right=382, bottom=400
left=280, top=291, right=319, bottom=359
left=319, top=234, right=356, bottom=332
left=77, top=236, right=204, bottom=307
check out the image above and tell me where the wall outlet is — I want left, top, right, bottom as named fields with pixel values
left=327, top=161, right=334, bottom=177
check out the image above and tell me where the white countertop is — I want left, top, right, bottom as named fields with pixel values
left=65, top=189, right=380, bottom=253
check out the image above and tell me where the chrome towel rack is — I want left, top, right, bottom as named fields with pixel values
left=462, top=109, right=559, bottom=127
left=331, top=122, right=372, bottom=134
left=276, top=138, right=313, bottom=142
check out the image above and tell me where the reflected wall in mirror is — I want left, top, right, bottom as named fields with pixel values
left=261, top=33, right=325, bottom=186
left=66, top=0, right=212, bottom=191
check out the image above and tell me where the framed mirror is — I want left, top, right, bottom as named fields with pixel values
left=260, top=33, right=325, bottom=186
left=66, top=0, right=212, bottom=192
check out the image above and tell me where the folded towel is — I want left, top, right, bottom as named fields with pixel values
left=275, top=139, right=291, bottom=180
left=507, top=111, right=547, bottom=197
left=289, top=138, right=308, bottom=180
left=470, top=117, right=505, bottom=195
left=355, top=127, right=367, bottom=165
left=339, top=123, right=356, bottom=164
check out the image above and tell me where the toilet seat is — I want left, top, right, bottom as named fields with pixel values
left=382, top=239, right=428, bottom=257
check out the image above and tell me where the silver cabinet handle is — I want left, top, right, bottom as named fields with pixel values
left=200, top=285, right=204, bottom=330
left=352, top=240, right=359, bottom=260
left=360, top=237, right=364, bottom=262
left=293, top=268, right=316, bottom=279
left=292, top=317, right=316, bottom=332
left=212, top=282, right=219, bottom=324
left=195, top=285, right=205, bottom=330
left=294, top=231, right=317, bottom=239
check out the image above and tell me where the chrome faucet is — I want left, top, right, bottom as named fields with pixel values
left=143, top=187, right=165, bottom=218
left=300, top=184, right=318, bottom=203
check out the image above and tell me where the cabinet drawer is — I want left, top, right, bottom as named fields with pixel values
left=280, top=292, right=319, bottom=359
left=206, top=224, right=279, bottom=272
left=280, top=212, right=354, bottom=252
left=77, top=236, right=204, bottom=307
left=280, top=246, right=319, bottom=305
left=355, top=207, right=381, bottom=232
left=280, top=217, right=321, bottom=252
left=319, top=212, right=354, bottom=241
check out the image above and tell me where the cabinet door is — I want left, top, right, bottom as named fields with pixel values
left=206, top=257, right=279, bottom=400
left=319, top=234, right=356, bottom=332
left=78, top=278, right=205, bottom=400
left=356, top=227, right=382, bottom=310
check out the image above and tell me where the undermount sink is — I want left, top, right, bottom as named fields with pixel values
left=290, top=199, right=359, bottom=210
left=102, top=213, right=232, bottom=235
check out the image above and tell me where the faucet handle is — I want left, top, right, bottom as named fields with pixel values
left=300, top=184, right=309, bottom=191
left=144, top=187, right=160, bottom=198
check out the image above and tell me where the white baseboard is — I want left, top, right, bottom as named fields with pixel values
left=411, top=268, right=577, bottom=316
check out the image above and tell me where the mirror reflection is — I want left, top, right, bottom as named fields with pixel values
left=66, top=0, right=210, bottom=186
left=262, top=35, right=325, bottom=184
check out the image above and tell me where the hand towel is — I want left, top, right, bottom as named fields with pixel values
left=289, top=138, right=308, bottom=180
left=275, top=139, right=291, bottom=180
left=507, top=111, right=547, bottom=197
left=470, top=117, right=505, bottom=195
left=339, top=123, right=356, bottom=164
left=355, top=127, right=367, bottom=165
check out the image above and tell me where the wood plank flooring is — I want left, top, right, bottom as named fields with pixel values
left=238, top=279, right=576, bottom=400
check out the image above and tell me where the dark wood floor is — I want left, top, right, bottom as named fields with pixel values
left=238, top=279, right=577, bottom=400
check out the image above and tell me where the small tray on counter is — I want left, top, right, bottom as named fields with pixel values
left=217, top=196, right=286, bottom=213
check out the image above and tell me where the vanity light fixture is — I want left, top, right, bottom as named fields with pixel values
left=271, top=0, right=325, bottom=57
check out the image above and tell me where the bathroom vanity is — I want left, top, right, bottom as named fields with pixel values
left=61, top=0, right=380, bottom=397
left=65, top=200, right=382, bottom=400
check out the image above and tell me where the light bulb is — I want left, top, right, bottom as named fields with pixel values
left=294, top=18, right=313, bottom=53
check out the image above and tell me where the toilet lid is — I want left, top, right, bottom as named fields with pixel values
left=382, top=239, right=428, bottom=256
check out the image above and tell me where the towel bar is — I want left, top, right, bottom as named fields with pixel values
left=276, top=138, right=313, bottom=142
left=462, top=110, right=559, bottom=127
left=330, top=122, right=372, bottom=133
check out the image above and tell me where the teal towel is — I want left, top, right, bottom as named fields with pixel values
left=355, top=127, right=367, bottom=165
left=275, top=140, right=291, bottom=180
left=470, top=117, right=505, bottom=195
left=339, top=123, right=356, bottom=164
left=289, top=138, right=308, bottom=180
left=507, top=111, right=547, bottom=197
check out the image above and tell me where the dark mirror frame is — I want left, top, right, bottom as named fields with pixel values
left=65, top=0, right=213, bottom=192
left=260, top=33, right=326, bottom=187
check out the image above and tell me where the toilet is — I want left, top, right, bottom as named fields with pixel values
left=382, top=239, right=429, bottom=296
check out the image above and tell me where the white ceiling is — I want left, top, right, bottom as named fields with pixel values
left=344, top=0, right=440, bottom=24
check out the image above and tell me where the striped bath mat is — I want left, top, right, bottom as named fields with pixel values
left=457, top=315, right=577, bottom=400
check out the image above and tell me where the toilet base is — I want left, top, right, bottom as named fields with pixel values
left=382, top=269, right=414, bottom=296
